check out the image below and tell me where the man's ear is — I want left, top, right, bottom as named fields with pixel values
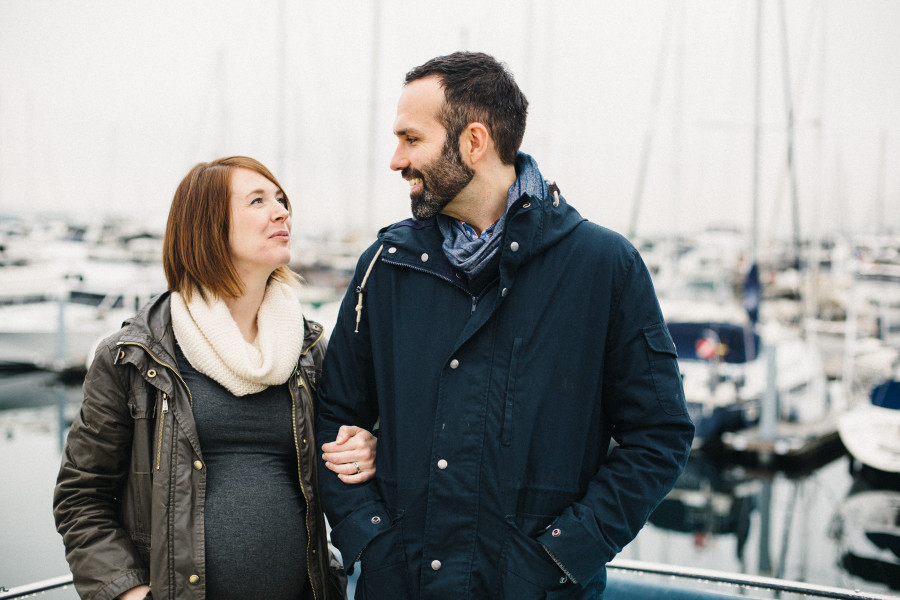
left=460, top=122, right=490, bottom=165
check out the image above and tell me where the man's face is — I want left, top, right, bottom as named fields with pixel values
left=390, top=76, right=474, bottom=220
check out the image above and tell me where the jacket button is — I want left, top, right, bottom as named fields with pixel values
left=388, top=247, right=397, bottom=254
left=510, top=241, right=520, bottom=252
left=189, top=575, right=200, bottom=584
left=302, top=438, right=308, bottom=445
left=523, top=202, right=531, bottom=208
left=193, top=460, right=203, bottom=471
left=449, top=359, right=459, bottom=369
left=431, top=559, right=442, bottom=571
left=437, top=459, right=448, bottom=470
left=421, top=253, right=429, bottom=262
left=147, top=369, right=157, bottom=378
left=551, top=528, right=562, bottom=537
left=117, top=350, right=125, bottom=360
left=560, top=576, right=568, bottom=584
left=371, top=516, right=381, bottom=525
left=501, top=287, right=508, bottom=297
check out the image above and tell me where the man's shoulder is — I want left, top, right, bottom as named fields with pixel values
left=563, top=218, right=637, bottom=257
left=381, top=217, right=433, bottom=234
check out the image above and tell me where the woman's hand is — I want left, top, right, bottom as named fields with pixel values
left=321, top=425, right=376, bottom=483
left=118, top=584, right=151, bottom=599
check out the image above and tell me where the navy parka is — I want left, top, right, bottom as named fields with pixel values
left=316, top=180, right=694, bottom=598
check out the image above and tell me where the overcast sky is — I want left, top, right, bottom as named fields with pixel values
left=1, top=0, right=899, bottom=244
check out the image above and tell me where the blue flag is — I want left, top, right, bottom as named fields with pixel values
left=742, top=263, right=761, bottom=325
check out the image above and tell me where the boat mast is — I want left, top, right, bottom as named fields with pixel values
left=751, top=0, right=763, bottom=266
left=778, top=0, right=802, bottom=272
left=627, top=3, right=676, bottom=242
left=276, top=0, right=287, bottom=178
left=363, top=0, right=382, bottom=236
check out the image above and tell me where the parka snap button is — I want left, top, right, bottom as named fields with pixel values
left=437, top=459, right=448, bottom=470
left=193, top=460, right=203, bottom=471
left=421, top=253, right=429, bottom=262
left=388, top=247, right=397, bottom=253
left=523, top=202, right=531, bottom=208
left=510, top=241, right=520, bottom=252
left=431, top=559, right=442, bottom=571
left=551, top=528, right=561, bottom=537
left=560, top=576, right=568, bottom=584
left=371, top=516, right=381, bottom=525
left=117, top=350, right=125, bottom=360
left=189, top=574, right=200, bottom=584
left=449, top=359, right=459, bottom=369
left=147, top=369, right=157, bottom=378
left=501, top=288, right=508, bottom=297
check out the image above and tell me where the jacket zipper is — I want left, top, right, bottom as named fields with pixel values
left=288, top=328, right=324, bottom=600
left=382, top=257, right=477, bottom=311
left=156, top=395, right=169, bottom=471
left=118, top=342, right=193, bottom=472
left=289, top=372, right=318, bottom=600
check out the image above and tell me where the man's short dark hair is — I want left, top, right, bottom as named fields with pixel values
left=405, top=52, right=528, bottom=165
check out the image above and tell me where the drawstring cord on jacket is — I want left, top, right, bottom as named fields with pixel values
left=355, top=245, right=384, bottom=333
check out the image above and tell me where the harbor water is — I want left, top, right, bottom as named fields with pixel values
left=0, top=373, right=896, bottom=598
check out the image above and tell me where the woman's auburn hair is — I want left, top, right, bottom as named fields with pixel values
left=163, top=156, right=297, bottom=301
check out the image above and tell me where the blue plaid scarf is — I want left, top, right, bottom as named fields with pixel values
left=438, top=152, right=546, bottom=279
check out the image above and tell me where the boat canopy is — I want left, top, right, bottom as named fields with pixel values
left=667, top=322, right=761, bottom=364
left=871, top=379, right=900, bottom=410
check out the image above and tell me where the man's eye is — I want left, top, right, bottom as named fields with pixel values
left=406, top=136, right=417, bottom=144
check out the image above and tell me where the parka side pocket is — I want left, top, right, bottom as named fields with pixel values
left=643, top=323, right=688, bottom=416
left=127, top=382, right=155, bottom=476
left=502, top=338, right=524, bottom=446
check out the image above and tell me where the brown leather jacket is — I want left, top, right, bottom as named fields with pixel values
left=53, top=292, right=346, bottom=600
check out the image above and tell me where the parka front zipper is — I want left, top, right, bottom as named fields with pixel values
left=382, top=257, right=483, bottom=314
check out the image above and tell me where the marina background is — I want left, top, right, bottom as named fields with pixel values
left=1, top=1, right=899, bottom=598
left=0, top=0, right=898, bottom=239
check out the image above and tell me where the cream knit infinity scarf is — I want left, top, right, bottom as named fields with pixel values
left=170, top=282, right=304, bottom=397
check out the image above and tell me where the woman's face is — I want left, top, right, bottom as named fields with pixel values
left=228, top=167, right=291, bottom=283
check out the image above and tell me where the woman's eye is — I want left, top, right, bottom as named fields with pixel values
left=250, top=197, right=263, bottom=205
left=277, top=196, right=287, bottom=206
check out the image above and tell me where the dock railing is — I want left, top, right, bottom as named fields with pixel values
left=1, top=561, right=896, bottom=600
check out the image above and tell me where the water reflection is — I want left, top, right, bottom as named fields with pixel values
left=621, top=448, right=899, bottom=595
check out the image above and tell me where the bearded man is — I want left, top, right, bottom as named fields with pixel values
left=316, top=51, right=694, bottom=599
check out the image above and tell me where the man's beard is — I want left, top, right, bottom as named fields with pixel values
left=406, top=137, right=474, bottom=221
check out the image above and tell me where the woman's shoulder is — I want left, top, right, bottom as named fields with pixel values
left=302, top=316, right=327, bottom=362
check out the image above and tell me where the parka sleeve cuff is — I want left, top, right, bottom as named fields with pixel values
left=89, top=569, right=149, bottom=600
left=329, top=500, right=392, bottom=574
left=536, top=507, right=617, bottom=587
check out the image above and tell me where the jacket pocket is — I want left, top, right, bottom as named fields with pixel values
left=359, top=509, right=412, bottom=599
left=127, top=383, right=155, bottom=475
left=502, top=338, right=524, bottom=446
left=500, top=515, right=578, bottom=599
left=643, top=323, right=688, bottom=416
left=122, top=384, right=156, bottom=543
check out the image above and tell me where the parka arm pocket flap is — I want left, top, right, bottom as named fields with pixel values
left=643, top=323, right=677, bottom=356
left=643, top=323, right=688, bottom=416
